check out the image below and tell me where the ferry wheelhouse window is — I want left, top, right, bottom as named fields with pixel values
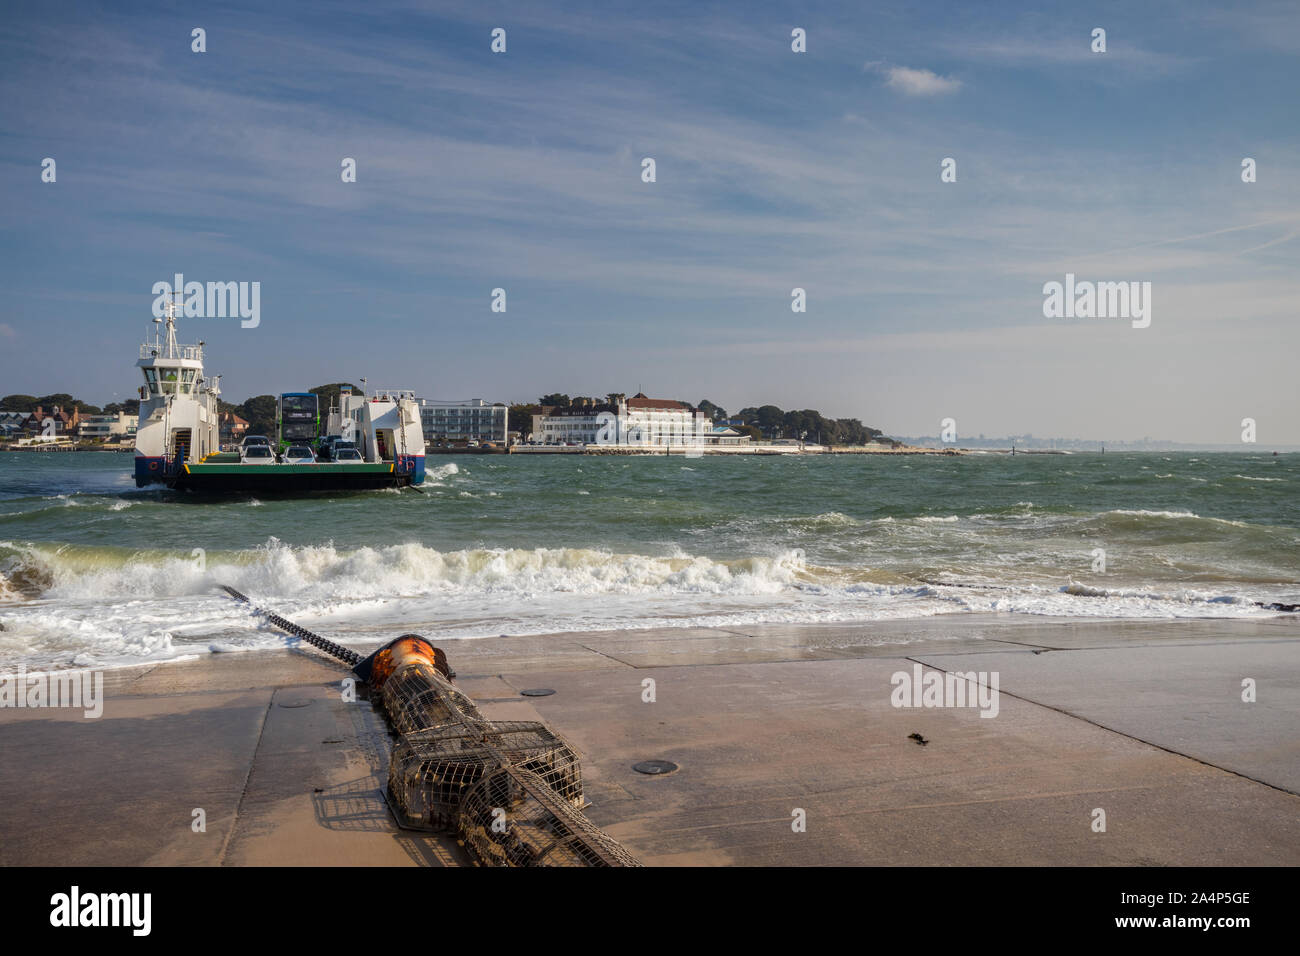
left=142, top=368, right=160, bottom=395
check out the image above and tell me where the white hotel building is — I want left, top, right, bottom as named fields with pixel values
left=79, top=412, right=138, bottom=441
left=532, top=393, right=720, bottom=447
left=418, top=399, right=508, bottom=444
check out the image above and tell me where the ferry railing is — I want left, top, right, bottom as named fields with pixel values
left=139, top=344, right=203, bottom=361
left=366, top=387, right=418, bottom=401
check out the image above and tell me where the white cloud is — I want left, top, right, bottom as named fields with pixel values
left=878, top=65, right=962, bottom=96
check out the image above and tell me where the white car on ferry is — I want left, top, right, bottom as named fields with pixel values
left=240, top=444, right=275, bottom=464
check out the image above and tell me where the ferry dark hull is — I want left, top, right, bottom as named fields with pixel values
left=134, top=455, right=425, bottom=493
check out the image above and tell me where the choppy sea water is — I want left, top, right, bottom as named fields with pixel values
left=1, top=451, right=1297, bottom=670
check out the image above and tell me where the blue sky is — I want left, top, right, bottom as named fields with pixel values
left=1, top=0, right=1297, bottom=442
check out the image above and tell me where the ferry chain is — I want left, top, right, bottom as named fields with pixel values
left=217, top=585, right=361, bottom=666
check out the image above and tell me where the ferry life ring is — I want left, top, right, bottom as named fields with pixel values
left=148, top=460, right=159, bottom=471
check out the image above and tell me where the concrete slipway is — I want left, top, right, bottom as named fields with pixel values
left=1, top=615, right=1296, bottom=866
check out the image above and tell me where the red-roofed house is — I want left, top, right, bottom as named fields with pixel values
left=219, top=411, right=249, bottom=445
left=22, top=405, right=81, bottom=437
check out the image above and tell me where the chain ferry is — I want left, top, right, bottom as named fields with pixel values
left=132, top=303, right=425, bottom=492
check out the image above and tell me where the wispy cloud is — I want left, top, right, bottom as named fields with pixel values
left=867, top=62, right=962, bottom=95
left=945, top=36, right=1190, bottom=71
left=1238, top=229, right=1299, bottom=256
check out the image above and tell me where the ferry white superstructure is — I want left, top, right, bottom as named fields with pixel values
left=133, top=299, right=221, bottom=485
left=326, top=386, right=426, bottom=482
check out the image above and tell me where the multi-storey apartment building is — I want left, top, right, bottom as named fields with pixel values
left=418, top=399, right=508, bottom=444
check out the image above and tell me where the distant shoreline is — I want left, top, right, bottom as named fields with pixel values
left=0, top=443, right=133, bottom=453
left=508, top=442, right=960, bottom=456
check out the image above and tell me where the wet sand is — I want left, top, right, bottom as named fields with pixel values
left=1, top=614, right=1297, bottom=866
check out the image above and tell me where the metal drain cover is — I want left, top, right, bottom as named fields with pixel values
left=520, top=688, right=556, bottom=697
left=633, top=760, right=678, bottom=776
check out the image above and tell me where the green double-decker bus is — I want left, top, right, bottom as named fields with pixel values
left=277, top=393, right=320, bottom=450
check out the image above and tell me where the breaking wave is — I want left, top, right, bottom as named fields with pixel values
left=0, top=538, right=811, bottom=604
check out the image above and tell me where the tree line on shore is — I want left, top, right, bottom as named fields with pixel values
left=1, top=393, right=139, bottom=417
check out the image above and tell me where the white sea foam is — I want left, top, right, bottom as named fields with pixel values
left=0, top=534, right=1289, bottom=672
left=4, top=539, right=808, bottom=604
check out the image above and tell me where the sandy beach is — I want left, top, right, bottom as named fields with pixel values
left=3, top=613, right=1296, bottom=867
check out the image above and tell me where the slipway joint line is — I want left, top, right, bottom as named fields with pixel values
left=905, top=657, right=1300, bottom=800
left=574, top=643, right=639, bottom=668
left=217, top=694, right=274, bottom=867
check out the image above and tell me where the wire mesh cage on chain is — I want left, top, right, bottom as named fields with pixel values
left=380, top=661, right=485, bottom=736
left=217, top=591, right=640, bottom=865
left=388, top=718, right=585, bottom=831
left=372, top=646, right=640, bottom=866
left=458, top=764, right=642, bottom=867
